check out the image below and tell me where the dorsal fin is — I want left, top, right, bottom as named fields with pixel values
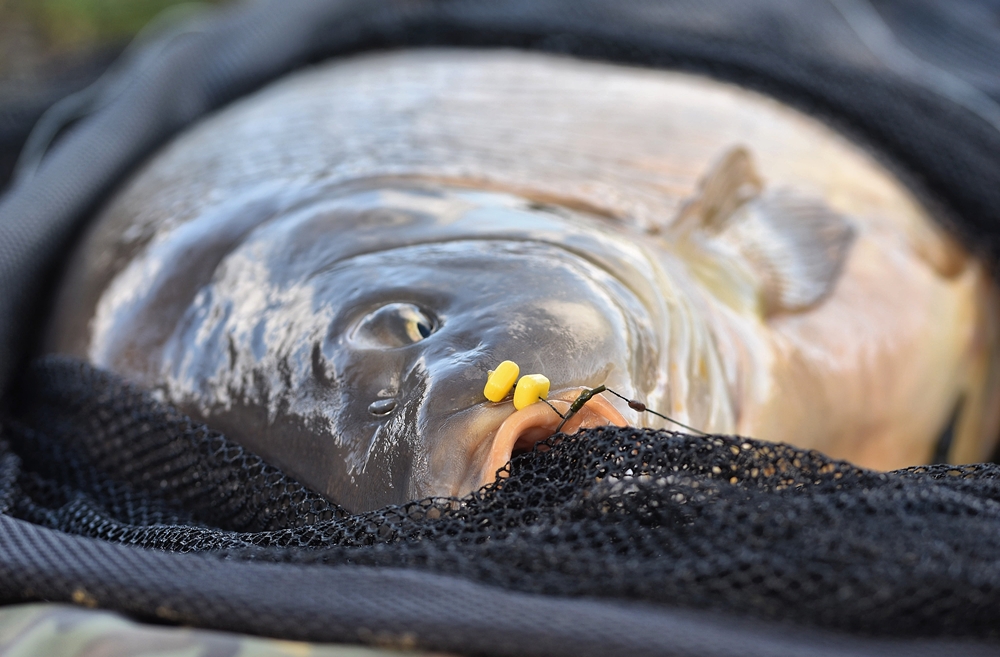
left=674, top=146, right=856, bottom=316
left=674, top=146, right=764, bottom=234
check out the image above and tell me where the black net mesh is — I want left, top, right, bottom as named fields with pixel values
left=3, top=356, right=1000, bottom=641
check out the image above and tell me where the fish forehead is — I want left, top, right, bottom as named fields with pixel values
left=239, top=183, right=644, bottom=278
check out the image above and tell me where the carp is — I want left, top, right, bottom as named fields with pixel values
left=45, top=50, right=1000, bottom=512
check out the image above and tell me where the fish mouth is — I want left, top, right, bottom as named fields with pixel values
left=477, top=389, right=628, bottom=490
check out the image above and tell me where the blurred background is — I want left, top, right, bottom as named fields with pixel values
left=0, top=0, right=232, bottom=189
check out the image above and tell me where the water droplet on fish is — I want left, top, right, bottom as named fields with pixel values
left=368, top=398, right=397, bottom=416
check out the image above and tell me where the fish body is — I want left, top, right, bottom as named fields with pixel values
left=46, top=50, right=1000, bottom=511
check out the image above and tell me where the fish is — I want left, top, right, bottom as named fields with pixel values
left=44, top=49, right=1000, bottom=512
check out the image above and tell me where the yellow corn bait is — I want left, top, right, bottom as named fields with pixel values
left=513, top=374, right=551, bottom=410
left=484, top=360, right=520, bottom=402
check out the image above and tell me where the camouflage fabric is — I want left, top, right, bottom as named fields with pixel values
left=0, top=603, right=454, bottom=657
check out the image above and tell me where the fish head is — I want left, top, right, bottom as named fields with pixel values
left=87, top=181, right=663, bottom=511
left=320, top=238, right=644, bottom=507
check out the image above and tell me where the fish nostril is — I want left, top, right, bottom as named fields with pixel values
left=368, top=398, right=397, bottom=416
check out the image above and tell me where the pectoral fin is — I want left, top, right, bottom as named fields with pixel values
left=729, top=191, right=856, bottom=314
left=676, top=146, right=856, bottom=316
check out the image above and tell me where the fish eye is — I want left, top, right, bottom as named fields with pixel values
left=350, top=302, right=439, bottom=348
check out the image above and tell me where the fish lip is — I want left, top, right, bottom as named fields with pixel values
left=465, top=387, right=629, bottom=495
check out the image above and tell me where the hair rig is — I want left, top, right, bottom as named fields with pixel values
left=483, top=360, right=706, bottom=435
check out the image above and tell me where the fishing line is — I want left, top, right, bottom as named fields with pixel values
left=532, top=382, right=707, bottom=436
left=602, top=387, right=708, bottom=436
left=540, top=398, right=567, bottom=420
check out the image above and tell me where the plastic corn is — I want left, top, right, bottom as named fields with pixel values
left=484, top=360, right=520, bottom=402
left=513, top=374, right=550, bottom=410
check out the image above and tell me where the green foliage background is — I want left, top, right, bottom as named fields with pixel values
left=7, top=0, right=228, bottom=46
left=0, top=0, right=231, bottom=77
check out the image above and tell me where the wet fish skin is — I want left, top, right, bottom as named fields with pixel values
left=45, top=50, right=1000, bottom=511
